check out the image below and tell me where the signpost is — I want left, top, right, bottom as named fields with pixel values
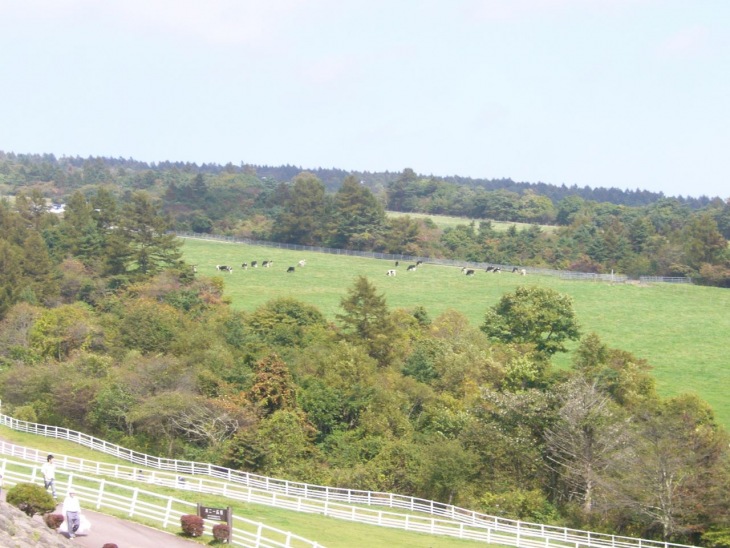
left=197, top=504, right=233, bottom=543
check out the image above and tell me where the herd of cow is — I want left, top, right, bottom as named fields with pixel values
left=461, top=266, right=526, bottom=276
left=386, top=261, right=527, bottom=277
left=211, top=259, right=307, bottom=274
left=198, top=258, right=526, bottom=278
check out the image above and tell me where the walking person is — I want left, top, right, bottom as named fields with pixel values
left=62, top=489, right=81, bottom=539
left=41, top=454, right=57, bottom=499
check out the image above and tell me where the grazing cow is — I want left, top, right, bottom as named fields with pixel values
left=251, top=261, right=258, bottom=268
left=386, top=269, right=397, bottom=276
left=493, top=267, right=501, bottom=273
left=464, top=269, right=475, bottom=276
left=262, top=260, right=273, bottom=268
left=512, top=267, right=519, bottom=273
left=521, top=268, right=527, bottom=276
left=298, top=260, right=306, bottom=267
left=486, top=266, right=494, bottom=272
left=407, top=264, right=417, bottom=271
left=241, top=262, right=248, bottom=270
left=216, top=265, right=233, bottom=273
left=287, top=266, right=295, bottom=273
left=416, top=260, right=423, bottom=267
left=395, top=261, right=399, bottom=267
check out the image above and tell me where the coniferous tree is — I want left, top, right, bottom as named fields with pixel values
left=271, top=172, right=327, bottom=245
left=329, top=176, right=386, bottom=250
left=118, top=192, right=181, bottom=276
left=20, top=231, right=59, bottom=305
left=336, top=276, right=397, bottom=365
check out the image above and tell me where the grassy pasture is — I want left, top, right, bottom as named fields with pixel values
left=386, top=210, right=558, bottom=233
left=181, top=237, right=730, bottom=430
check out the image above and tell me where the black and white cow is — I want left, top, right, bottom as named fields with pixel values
left=262, top=260, right=273, bottom=268
left=407, top=264, right=417, bottom=271
left=416, top=260, right=423, bottom=267
left=251, top=261, right=258, bottom=268
left=241, top=262, right=248, bottom=270
left=461, top=267, right=475, bottom=276
left=216, top=265, right=233, bottom=273
left=386, top=269, right=397, bottom=276
left=287, top=266, right=295, bottom=273
left=298, top=260, right=306, bottom=267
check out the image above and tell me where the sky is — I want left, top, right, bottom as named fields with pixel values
left=1, top=0, right=728, bottom=199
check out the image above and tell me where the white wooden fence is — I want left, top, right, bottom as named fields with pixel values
left=0, top=413, right=699, bottom=548
left=0, top=457, right=322, bottom=548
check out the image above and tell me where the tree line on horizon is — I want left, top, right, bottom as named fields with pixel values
left=1, top=152, right=729, bottom=286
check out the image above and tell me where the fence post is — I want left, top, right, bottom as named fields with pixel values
left=129, top=487, right=139, bottom=517
left=96, top=479, right=105, bottom=509
left=163, top=496, right=173, bottom=528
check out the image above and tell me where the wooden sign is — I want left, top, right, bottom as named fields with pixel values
left=197, top=504, right=233, bottom=542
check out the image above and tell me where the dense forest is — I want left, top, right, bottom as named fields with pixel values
left=1, top=152, right=730, bottom=545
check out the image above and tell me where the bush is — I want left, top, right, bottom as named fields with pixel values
left=180, top=514, right=204, bottom=537
left=12, top=405, right=38, bottom=423
left=703, top=530, right=730, bottom=548
left=43, top=513, right=65, bottom=529
left=6, top=483, right=57, bottom=517
left=212, top=523, right=231, bottom=542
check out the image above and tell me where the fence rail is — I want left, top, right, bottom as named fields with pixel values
left=0, top=457, right=322, bottom=548
left=0, top=413, right=698, bottom=548
left=175, top=232, right=692, bottom=284
left=2, top=439, right=600, bottom=547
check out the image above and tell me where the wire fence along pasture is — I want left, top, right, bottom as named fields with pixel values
left=0, top=414, right=699, bottom=548
left=174, top=232, right=692, bottom=284
left=0, top=458, right=323, bottom=548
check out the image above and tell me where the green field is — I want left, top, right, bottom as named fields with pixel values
left=181, top=237, right=730, bottom=430
left=386, top=210, right=557, bottom=233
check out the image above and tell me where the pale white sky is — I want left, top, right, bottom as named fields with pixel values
left=1, top=0, right=728, bottom=199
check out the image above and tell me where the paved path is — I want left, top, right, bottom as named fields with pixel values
left=51, top=504, right=202, bottom=548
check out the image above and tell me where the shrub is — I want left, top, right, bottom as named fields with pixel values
left=703, top=530, right=730, bottom=548
left=180, top=514, right=204, bottom=537
left=212, top=523, right=231, bottom=542
left=13, top=405, right=38, bottom=423
left=43, top=513, right=65, bottom=529
left=6, top=483, right=57, bottom=517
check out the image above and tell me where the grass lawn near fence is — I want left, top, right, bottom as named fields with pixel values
left=0, top=425, right=145, bottom=468
left=181, top=237, right=730, bottom=430
left=0, top=427, right=497, bottom=548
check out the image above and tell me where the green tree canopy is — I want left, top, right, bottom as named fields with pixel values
left=481, top=286, right=580, bottom=356
left=271, top=172, right=327, bottom=245
left=330, top=175, right=386, bottom=250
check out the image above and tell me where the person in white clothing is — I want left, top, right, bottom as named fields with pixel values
left=40, top=454, right=56, bottom=499
left=62, top=490, right=81, bottom=538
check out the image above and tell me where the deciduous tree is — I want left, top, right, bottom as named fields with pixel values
left=481, top=286, right=580, bottom=356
